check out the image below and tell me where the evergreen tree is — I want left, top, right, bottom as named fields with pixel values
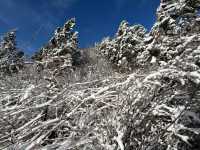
left=0, top=30, right=24, bottom=75
left=98, top=20, right=146, bottom=72
left=34, top=18, right=81, bottom=74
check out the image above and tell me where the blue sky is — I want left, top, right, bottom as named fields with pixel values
left=0, top=0, right=160, bottom=54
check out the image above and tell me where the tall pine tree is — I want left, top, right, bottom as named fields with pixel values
left=0, top=30, right=24, bottom=75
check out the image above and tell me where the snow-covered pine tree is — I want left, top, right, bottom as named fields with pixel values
left=0, top=30, right=24, bottom=75
left=34, top=18, right=81, bottom=74
left=122, top=0, right=200, bottom=149
left=33, top=18, right=84, bottom=95
left=98, top=20, right=146, bottom=72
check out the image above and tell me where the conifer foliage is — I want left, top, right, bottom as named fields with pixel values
left=0, top=30, right=24, bottom=75
left=98, top=21, right=146, bottom=72
left=33, top=18, right=81, bottom=74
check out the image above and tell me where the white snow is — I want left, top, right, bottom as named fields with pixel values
left=150, top=56, right=157, bottom=64
left=188, top=71, right=200, bottom=84
left=20, top=84, right=35, bottom=102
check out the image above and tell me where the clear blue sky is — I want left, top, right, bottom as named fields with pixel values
left=0, top=0, right=160, bottom=54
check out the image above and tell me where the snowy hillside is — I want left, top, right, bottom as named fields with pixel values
left=1, top=0, right=200, bottom=149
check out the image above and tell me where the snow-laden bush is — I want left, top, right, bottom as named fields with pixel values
left=1, top=61, right=200, bottom=150
left=122, top=68, right=200, bottom=150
